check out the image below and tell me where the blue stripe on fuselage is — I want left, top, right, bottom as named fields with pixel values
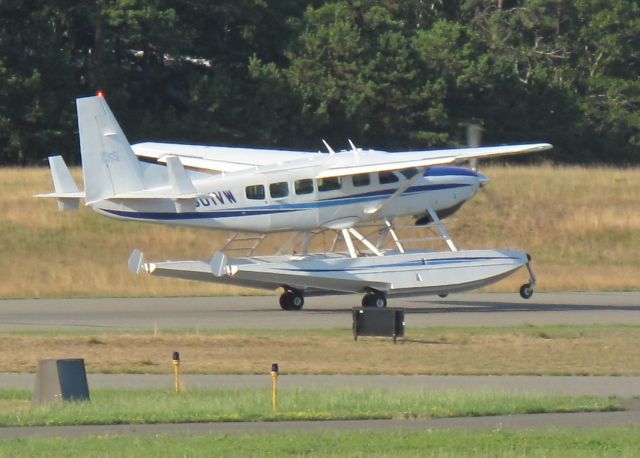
left=99, top=181, right=474, bottom=221
left=425, top=166, right=478, bottom=177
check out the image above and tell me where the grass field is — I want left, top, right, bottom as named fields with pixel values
left=1, top=165, right=639, bottom=298
left=1, top=428, right=638, bottom=457
left=0, top=388, right=620, bottom=426
left=3, top=325, right=640, bottom=375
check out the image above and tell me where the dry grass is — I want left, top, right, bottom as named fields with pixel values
left=3, top=327, right=640, bottom=375
left=0, top=165, right=639, bottom=297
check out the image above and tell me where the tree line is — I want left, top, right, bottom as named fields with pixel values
left=0, top=0, right=638, bottom=165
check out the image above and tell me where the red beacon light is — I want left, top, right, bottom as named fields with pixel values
left=96, top=90, right=105, bottom=97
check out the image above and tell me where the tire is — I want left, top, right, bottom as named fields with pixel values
left=519, top=284, right=534, bottom=299
left=280, top=290, right=304, bottom=311
left=362, top=293, right=387, bottom=308
left=438, top=293, right=449, bottom=298
left=373, top=294, right=387, bottom=308
left=290, top=292, right=304, bottom=311
left=279, top=293, right=291, bottom=310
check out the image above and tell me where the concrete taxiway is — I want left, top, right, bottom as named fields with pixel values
left=0, top=291, right=639, bottom=331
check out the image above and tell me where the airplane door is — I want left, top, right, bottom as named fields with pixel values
left=268, top=179, right=319, bottom=231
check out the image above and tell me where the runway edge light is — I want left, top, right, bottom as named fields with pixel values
left=271, top=363, right=279, bottom=412
left=172, top=351, right=181, bottom=393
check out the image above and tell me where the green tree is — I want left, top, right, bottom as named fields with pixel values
left=0, top=1, right=77, bottom=164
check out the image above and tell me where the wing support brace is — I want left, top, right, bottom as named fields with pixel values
left=365, top=167, right=426, bottom=216
left=427, top=208, right=458, bottom=252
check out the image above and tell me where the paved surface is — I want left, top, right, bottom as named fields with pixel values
left=1, top=404, right=640, bottom=439
left=1, top=292, right=639, bottom=331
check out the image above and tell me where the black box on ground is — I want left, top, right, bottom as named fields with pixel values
left=33, top=358, right=90, bottom=405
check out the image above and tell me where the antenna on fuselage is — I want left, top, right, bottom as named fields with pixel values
left=322, top=139, right=336, bottom=156
left=347, top=139, right=361, bottom=155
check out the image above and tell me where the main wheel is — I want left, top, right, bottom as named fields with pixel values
left=519, top=283, right=534, bottom=299
left=279, top=290, right=304, bottom=311
left=279, top=293, right=291, bottom=310
left=289, top=291, right=304, bottom=310
left=362, top=292, right=387, bottom=308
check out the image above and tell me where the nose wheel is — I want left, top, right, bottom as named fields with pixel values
left=519, top=256, right=537, bottom=300
left=279, top=289, right=304, bottom=311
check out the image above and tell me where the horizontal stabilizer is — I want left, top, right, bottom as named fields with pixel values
left=34, top=156, right=83, bottom=211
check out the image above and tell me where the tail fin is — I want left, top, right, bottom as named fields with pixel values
left=34, top=155, right=84, bottom=211
left=76, top=95, right=145, bottom=204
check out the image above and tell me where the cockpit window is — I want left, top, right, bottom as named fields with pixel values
left=378, top=171, right=399, bottom=184
left=245, top=184, right=265, bottom=200
left=400, top=168, right=420, bottom=179
left=352, top=173, right=370, bottom=187
left=269, top=181, right=289, bottom=199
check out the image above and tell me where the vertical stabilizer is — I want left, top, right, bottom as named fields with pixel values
left=76, top=96, right=145, bottom=203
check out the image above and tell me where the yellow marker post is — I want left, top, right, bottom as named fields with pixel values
left=172, top=351, right=181, bottom=393
left=271, top=363, right=279, bottom=412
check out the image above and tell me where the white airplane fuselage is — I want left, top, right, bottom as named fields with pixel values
left=92, top=162, right=486, bottom=233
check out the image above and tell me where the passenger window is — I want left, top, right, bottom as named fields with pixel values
left=245, top=184, right=265, bottom=200
left=352, top=173, right=370, bottom=187
left=295, top=178, right=313, bottom=195
left=318, top=177, right=342, bottom=192
left=378, top=171, right=399, bottom=184
left=269, top=181, right=289, bottom=199
left=400, top=168, right=420, bottom=179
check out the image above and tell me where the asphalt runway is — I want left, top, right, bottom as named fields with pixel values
left=2, top=404, right=639, bottom=439
left=1, top=291, right=639, bottom=331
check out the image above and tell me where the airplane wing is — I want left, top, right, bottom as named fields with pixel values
left=132, top=142, right=312, bottom=174
left=315, top=143, right=552, bottom=178
left=133, top=141, right=551, bottom=179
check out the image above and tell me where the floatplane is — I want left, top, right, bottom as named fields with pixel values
left=37, top=94, right=551, bottom=310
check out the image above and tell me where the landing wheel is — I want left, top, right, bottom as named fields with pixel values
left=438, top=293, right=449, bottom=298
left=362, top=292, right=387, bottom=308
left=519, top=283, right=534, bottom=300
left=279, top=290, right=304, bottom=311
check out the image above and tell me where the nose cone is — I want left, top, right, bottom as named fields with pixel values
left=475, top=171, right=490, bottom=187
